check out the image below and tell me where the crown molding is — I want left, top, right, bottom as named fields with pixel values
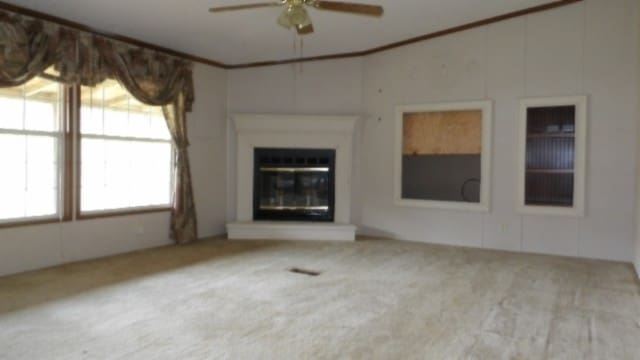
left=0, top=0, right=582, bottom=70
left=0, top=0, right=229, bottom=68
left=227, top=0, right=582, bottom=68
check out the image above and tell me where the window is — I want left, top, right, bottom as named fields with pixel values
left=517, top=96, right=587, bottom=216
left=0, top=76, right=174, bottom=227
left=79, top=80, right=173, bottom=215
left=394, top=100, right=492, bottom=212
left=0, top=76, right=65, bottom=224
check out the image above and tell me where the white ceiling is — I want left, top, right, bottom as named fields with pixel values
left=8, top=0, right=557, bottom=65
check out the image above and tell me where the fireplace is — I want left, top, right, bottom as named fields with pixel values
left=227, top=114, right=357, bottom=241
left=253, top=148, right=336, bottom=222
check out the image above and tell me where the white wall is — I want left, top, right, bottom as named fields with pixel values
left=360, top=0, right=638, bottom=262
left=189, top=64, right=228, bottom=238
left=0, top=63, right=228, bottom=277
left=228, top=0, right=640, bottom=263
left=636, top=0, right=640, bottom=277
left=226, top=58, right=365, bottom=224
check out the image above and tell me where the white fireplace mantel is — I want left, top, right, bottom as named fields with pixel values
left=227, top=113, right=358, bottom=241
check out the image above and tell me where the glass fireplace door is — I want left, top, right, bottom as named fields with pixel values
left=254, top=148, right=335, bottom=222
left=259, top=167, right=330, bottom=210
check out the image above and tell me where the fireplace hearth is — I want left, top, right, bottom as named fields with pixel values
left=253, top=148, right=336, bottom=222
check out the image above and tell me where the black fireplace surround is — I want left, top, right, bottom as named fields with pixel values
left=253, top=148, right=336, bottom=222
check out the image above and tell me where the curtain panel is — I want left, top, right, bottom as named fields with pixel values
left=0, top=10, right=198, bottom=244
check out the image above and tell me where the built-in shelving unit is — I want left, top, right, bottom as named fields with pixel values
left=524, top=105, right=576, bottom=207
left=517, top=96, right=587, bottom=217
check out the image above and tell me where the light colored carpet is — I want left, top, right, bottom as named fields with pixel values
left=1, top=238, right=639, bottom=359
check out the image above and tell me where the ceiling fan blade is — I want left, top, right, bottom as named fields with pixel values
left=297, top=23, right=314, bottom=35
left=310, top=1, right=383, bottom=17
left=209, top=2, right=282, bottom=12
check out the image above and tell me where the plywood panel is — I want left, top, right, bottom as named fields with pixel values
left=402, top=110, right=481, bottom=155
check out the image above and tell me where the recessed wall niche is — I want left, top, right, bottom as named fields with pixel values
left=517, top=96, right=587, bottom=217
left=394, top=100, right=492, bottom=212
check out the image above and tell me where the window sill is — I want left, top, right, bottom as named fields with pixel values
left=0, top=217, right=63, bottom=229
left=394, top=198, right=490, bottom=213
left=0, top=208, right=172, bottom=229
left=77, top=207, right=171, bottom=220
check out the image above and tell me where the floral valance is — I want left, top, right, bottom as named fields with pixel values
left=0, top=10, right=194, bottom=111
left=0, top=9, right=198, bottom=244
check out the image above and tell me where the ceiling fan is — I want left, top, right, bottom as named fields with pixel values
left=209, top=0, right=384, bottom=35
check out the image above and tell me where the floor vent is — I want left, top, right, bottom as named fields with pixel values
left=288, top=267, right=321, bottom=276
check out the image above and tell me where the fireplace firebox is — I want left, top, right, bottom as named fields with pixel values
left=253, top=148, right=335, bottom=222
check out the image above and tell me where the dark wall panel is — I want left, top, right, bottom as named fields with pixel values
left=402, top=155, right=481, bottom=203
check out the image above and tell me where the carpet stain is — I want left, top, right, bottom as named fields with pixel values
left=288, top=267, right=322, bottom=276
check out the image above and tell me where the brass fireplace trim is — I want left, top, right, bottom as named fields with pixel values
left=259, top=205, right=330, bottom=211
left=260, top=167, right=330, bottom=173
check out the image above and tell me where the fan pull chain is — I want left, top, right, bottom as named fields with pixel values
left=293, top=32, right=297, bottom=56
left=292, top=32, right=300, bottom=73
left=290, top=32, right=298, bottom=110
left=299, top=37, right=304, bottom=73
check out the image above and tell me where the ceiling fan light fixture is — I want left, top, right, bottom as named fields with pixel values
left=277, top=5, right=311, bottom=31
left=277, top=9, right=293, bottom=29
left=287, top=5, right=310, bottom=26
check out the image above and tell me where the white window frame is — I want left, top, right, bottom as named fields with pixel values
left=77, top=84, right=175, bottom=217
left=394, top=100, right=493, bottom=212
left=78, top=133, right=175, bottom=217
left=0, top=83, right=65, bottom=225
left=516, top=95, right=588, bottom=217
